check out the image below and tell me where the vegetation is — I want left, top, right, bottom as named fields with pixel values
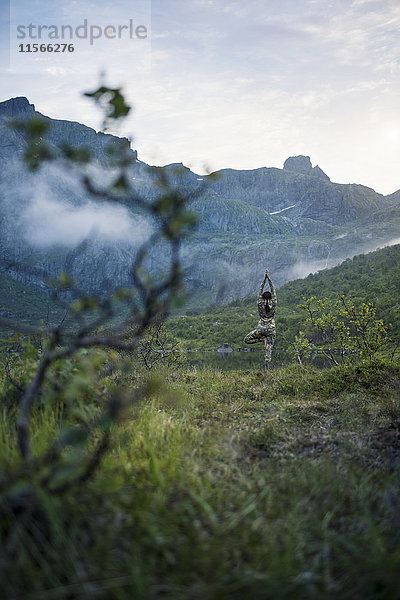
left=299, top=295, right=390, bottom=365
left=134, top=320, right=184, bottom=370
left=0, top=82, right=200, bottom=595
left=167, top=243, right=400, bottom=360
left=1, top=358, right=400, bottom=598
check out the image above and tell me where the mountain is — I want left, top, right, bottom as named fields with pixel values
left=201, top=159, right=391, bottom=226
left=0, top=96, right=399, bottom=311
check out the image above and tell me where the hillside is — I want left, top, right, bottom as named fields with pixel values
left=1, top=97, right=400, bottom=308
left=167, top=243, right=400, bottom=350
left=1, top=240, right=399, bottom=356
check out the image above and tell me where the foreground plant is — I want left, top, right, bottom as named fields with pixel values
left=0, top=85, right=196, bottom=495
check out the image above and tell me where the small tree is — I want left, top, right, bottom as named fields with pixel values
left=298, top=295, right=389, bottom=365
left=135, top=320, right=184, bottom=370
left=339, top=296, right=389, bottom=361
left=0, top=85, right=197, bottom=498
left=289, top=331, right=313, bottom=366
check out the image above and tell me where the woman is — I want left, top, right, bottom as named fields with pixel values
left=244, top=268, right=277, bottom=371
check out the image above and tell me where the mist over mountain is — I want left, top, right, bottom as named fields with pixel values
left=1, top=96, right=399, bottom=308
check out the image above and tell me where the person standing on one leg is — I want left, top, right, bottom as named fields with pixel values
left=244, top=268, right=277, bottom=371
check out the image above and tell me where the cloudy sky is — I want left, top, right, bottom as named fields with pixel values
left=1, top=0, right=400, bottom=194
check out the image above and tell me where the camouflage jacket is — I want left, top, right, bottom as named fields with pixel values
left=257, top=277, right=277, bottom=331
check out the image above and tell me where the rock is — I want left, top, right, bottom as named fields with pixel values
left=0, top=97, right=35, bottom=117
left=217, top=344, right=233, bottom=353
left=312, top=165, right=330, bottom=181
left=283, top=155, right=313, bottom=175
left=283, top=156, right=330, bottom=181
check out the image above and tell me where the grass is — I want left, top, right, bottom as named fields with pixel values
left=1, top=359, right=400, bottom=599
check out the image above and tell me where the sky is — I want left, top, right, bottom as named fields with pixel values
left=1, top=0, right=400, bottom=194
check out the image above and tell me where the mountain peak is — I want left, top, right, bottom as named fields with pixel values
left=284, top=155, right=312, bottom=174
left=0, top=97, right=35, bottom=117
left=312, top=164, right=330, bottom=182
left=283, top=155, right=330, bottom=181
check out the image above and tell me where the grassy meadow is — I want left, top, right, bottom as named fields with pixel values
left=1, top=357, right=400, bottom=599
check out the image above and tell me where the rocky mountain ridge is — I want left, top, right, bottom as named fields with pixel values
left=0, top=96, right=399, bottom=308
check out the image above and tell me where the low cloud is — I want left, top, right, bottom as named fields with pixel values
left=23, top=198, right=150, bottom=248
left=385, top=237, right=400, bottom=247
left=21, top=179, right=152, bottom=249
left=287, top=259, right=328, bottom=281
left=288, top=236, right=400, bottom=282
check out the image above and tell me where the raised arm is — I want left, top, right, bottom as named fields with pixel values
left=258, top=269, right=268, bottom=300
left=266, top=269, right=277, bottom=307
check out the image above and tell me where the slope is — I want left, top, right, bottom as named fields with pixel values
left=167, top=243, right=400, bottom=349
